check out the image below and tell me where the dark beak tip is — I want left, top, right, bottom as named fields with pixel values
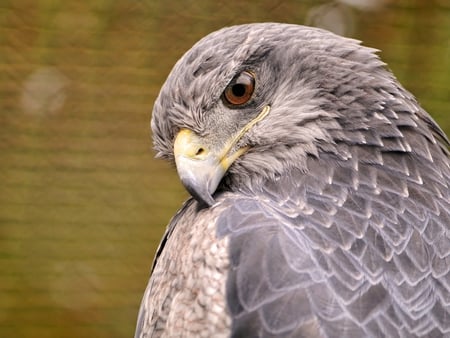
left=184, top=181, right=216, bottom=207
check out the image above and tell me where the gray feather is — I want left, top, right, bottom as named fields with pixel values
left=138, top=23, right=450, bottom=338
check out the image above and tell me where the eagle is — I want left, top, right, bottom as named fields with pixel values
left=135, top=23, right=450, bottom=337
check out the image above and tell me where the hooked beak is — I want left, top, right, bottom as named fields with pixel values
left=173, top=106, right=270, bottom=206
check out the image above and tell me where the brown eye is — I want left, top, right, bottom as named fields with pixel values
left=223, top=71, right=255, bottom=106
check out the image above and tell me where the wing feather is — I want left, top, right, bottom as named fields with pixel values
left=216, top=130, right=449, bottom=336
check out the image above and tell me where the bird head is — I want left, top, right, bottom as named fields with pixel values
left=151, top=23, right=412, bottom=206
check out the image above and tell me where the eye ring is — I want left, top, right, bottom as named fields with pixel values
left=222, top=71, right=255, bottom=106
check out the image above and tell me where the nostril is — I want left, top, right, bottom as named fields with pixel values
left=196, top=148, right=205, bottom=156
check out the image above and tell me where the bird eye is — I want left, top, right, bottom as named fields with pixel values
left=222, top=71, right=255, bottom=106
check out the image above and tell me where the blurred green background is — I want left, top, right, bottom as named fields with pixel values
left=0, top=0, right=449, bottom=337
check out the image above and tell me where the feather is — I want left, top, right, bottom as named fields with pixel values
left=137, top=23, right=450, bottom=338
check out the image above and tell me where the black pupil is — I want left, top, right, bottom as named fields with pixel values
left=232, top=83, right=246, bottom=97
